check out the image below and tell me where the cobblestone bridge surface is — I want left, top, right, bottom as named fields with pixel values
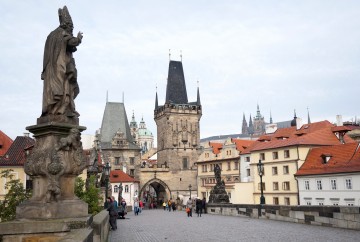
left=109, top=209, right=360, bottom=242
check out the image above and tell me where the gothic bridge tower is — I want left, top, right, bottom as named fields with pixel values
left=139, top=59, right=202, bottom=203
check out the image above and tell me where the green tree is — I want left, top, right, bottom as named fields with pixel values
left=75, top=175, right=102, bottom=215
left=0, top=169, right=32, bottom=222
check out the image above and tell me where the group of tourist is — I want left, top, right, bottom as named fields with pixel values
left=133, top=198, right=144, bottom=215
left=186, top=197, right=206, bottom=217
left=162, top=199, right=177, bottom=211
left=106, top=196, right=127, bottom=231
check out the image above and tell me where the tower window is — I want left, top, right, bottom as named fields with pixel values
left=182, top=157, right=188, bottom=169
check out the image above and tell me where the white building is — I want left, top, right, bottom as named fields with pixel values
left=109, top=170, right=139, bottom=209
left=295, top=142, right=360, bottom=206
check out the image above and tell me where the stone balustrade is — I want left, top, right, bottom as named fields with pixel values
left=207, top=203, right=360, bottom=230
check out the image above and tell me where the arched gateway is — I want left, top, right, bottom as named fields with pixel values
left=139, top=178, right=171, bottom=207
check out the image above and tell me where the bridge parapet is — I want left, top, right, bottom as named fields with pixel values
left=207, top=203, right=360, bottom=230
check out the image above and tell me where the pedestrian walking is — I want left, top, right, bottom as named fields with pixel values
left=139, top=200, right=143, bottom=213
left=196, top=198, right=202, bottom=217
left=172, top=201, right=176, bottom=211
left=118, top=198, right=127, bottom=219
left=186, top=198, right=193, bottom=217
left=134, top=198, right=140, bottom=215
left=162, top=201, right=166, bottom=211
left=202, top=197, right=206, bottom=214
left=168, top=200, right=172, bottom=212
left=106, top=197, right=117, bottom=230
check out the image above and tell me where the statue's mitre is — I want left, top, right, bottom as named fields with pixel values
left=58, top=6, right=73, bottom=26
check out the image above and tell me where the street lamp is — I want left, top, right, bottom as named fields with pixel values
left=257, top=159, right=265, bottom=205
left=188, top=184, right=192, bottom=200
left=104, top=161, right=111, bottom=208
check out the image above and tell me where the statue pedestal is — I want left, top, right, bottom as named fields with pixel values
left=0, top=216, right=93, bottom=242
left=17, top=122, right=88, bottom=220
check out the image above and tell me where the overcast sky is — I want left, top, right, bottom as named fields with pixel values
left=1, top=0, right=360, bottom=141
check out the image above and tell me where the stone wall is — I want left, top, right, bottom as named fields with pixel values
left=207, top=203, right=360, bottom=230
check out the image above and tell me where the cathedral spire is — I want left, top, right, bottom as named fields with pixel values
left=307, top=107, right=311, bottom=124
left=248, top=114, right=254, bottom=135
left=242, top=113, right=248, bottom=135
left=196, top=81, right=201, bottom=106
left=256, top=103, right=262, bottom=119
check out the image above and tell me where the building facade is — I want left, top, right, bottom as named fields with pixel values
left=137, top=60, right=202, bottom=204
left=249, top=121, right=353, bottom=206
left=129, top=113, right=154, bottom=154
left=295, top=142, right=360, bottom=206
left=0, top=134, right=34, bottom=201
left=99, top=101, right=142, bottom=178
left=197, top=138, right=254, bottom=203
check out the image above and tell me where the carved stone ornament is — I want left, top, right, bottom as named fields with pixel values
left=25, top=128, right=86, bottom=202
left=208, top=164, right=230, bottom=203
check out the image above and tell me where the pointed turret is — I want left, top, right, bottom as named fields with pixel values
left=155, top=90, right=158, bottom=110
left=256, top=103, right=261, bottom=118
left=196, top=86, right=201, bottom=106
left=248, top=114, right=254, bottom=135
left=130, top=111, right=138, bottom=130
left=242, top=113, right=248, bottom=135
left=165, top=60, right=188, bottom=104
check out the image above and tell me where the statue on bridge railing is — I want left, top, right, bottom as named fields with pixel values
left=208, top=164, right=230, bottom=203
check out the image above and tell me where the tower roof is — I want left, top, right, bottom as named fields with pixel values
left=165, top=60, right=188, bottom=104
left=100, top=102, right=136, bottom=149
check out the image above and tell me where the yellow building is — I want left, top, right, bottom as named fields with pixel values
left=249, top=120, right=352, bottom=205
left=0, top=134, right=34, bottom=201
left=197, top=138, right=254, bottom=202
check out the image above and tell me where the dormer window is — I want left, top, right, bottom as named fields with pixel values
left=321, top=154, right=332, bottom=164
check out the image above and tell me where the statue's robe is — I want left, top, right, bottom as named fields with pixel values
left=41, top=27, right=80, bottom=116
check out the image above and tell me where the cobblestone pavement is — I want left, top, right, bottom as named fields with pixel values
left=109, top=209, right=360, bottom=242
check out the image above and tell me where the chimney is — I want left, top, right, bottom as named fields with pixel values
left=336, top=115, right=343, bottom=126
left=296, top=117, right=303, bottom=130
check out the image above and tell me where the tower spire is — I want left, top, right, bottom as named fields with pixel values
left=242, top=113, right=248, bottom=135
left=196, top=80, right=201, bottom=106
left=155, top=86, right=159, bottom=110
left=270, top=110, right=273, bottom=124
left=307, top=107, right=311, bottom=124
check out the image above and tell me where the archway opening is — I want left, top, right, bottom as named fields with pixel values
left=140, top=179, right=171, bottom=208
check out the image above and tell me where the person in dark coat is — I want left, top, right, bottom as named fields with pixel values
left=196, top=198, right=202, bottom=217
left=202, top=197, right=206, bottom=214
left=106, top=197, right=117, bottom=230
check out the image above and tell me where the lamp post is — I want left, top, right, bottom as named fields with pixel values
left=257, top=159, right=265, bottom=205
left=188, top=184, right=192, bottom=200
left=104, top=161, right=111, bottom=208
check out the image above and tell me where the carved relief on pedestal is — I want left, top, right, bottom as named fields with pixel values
left=25, top=128, right=86, bottom=202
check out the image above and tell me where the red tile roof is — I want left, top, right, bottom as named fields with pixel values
left=295, top=142, right=360, bottom=176
left=0, top=135, right=35, bottom=166
left=109, top=170, right=138, bottom=183
left=0, top=130, right=13, bottom=156
left=209, top=142, right=223, bottom=154
left=250, top=121, right=350, bottom=152
left=231, top=138, right=255, bottom=153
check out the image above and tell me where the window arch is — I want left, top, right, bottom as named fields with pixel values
left=114, top=185, right=119, bottom=193
left=125, top=185, right=129, bottom=193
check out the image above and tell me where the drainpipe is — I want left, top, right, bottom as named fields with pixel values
left=296, top=146, right=300, bottom=205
